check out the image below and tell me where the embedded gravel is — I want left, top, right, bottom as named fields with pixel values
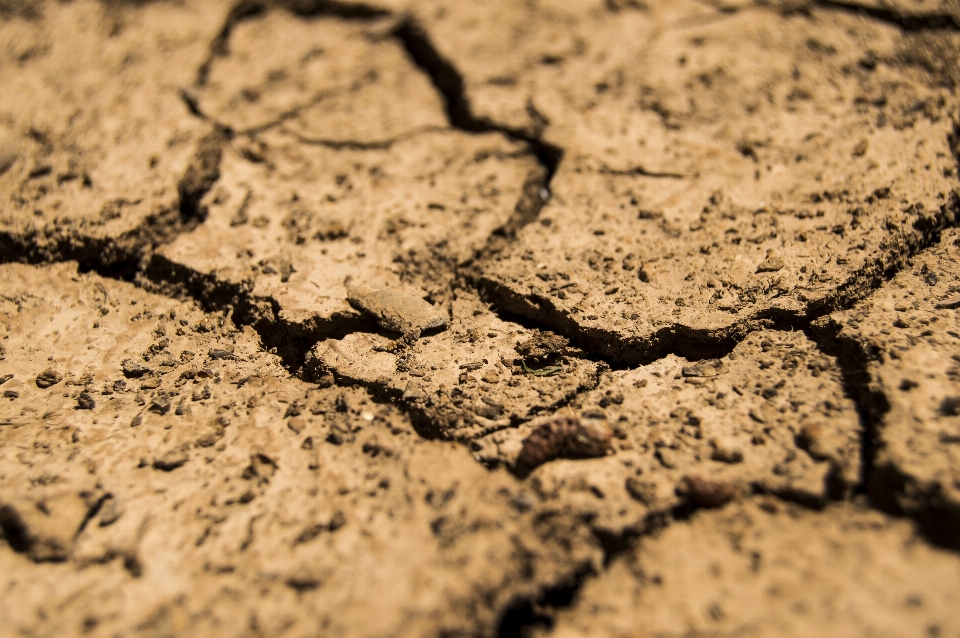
left=1, top=0, right=959, bottom=636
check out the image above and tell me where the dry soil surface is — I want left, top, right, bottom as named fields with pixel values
left=1, top=1, right=960, bottom=637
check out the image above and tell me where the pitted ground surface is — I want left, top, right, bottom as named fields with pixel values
left=1, top=0, right=960, bottom=637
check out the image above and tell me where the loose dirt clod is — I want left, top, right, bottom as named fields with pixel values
left=35, top=369, right=62, bottom=389
left=514, top=414, right=613, bottom=477
left=515, top=330, right=569, bottom=359
left=346, top=282, right=447, bottom=335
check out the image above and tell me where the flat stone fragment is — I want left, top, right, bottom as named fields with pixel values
left=467, top=2, right=960, bottom=364
left=548, top=499, right=960, bottom=638
left=0, top=0, right=233, bottom=264
left=813, top=227, right=960, bottom=545
left=346, top=282, right=447, bottom=334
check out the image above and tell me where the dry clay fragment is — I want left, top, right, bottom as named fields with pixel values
left=35, top=369, right=62, bottom=388
left=515, top=414, right=613, bottom=477
left=305, top=294, right=602, bottom=441
left=505, top=329, right=862, bottom=511
left=346, top=283, right=447, bottom=335
left=469, top=5, right=960, bottom=366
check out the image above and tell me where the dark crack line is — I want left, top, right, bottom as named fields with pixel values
left=240, top=76, right=381, bottom=137
left=391, top=18, right=564, bottom=191
left=814, top=0, right=960, bottom=31
left=195, top=0, right=267, bottom=88
left=597, top=163, right=686, bottom=179
left=496, top=564, right=592, bottom=638
left=283, top=125, right=448, bottom=150
left=475, top=182, right=960, bottom=369
left=194, top=0, right=391, bottom=87
left=807, top=316, right=960, bottom=552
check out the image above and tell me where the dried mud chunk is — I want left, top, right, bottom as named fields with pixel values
left=515, top=330, right=569, bottom=359
left=346, top=282, right=447, bottom=335
left=515, top=414, right=613, bottom=477
left=153, top=449, right=188, bottom=471
left=813, top=228, right=960, bottom=543
left=35, top=369, right=62, bottom=388
left=560, top=329, right=861, bottom=510
left=548, top=500, right=960, bottom=638
left=121, top=359, right=151, bottom=378
left=152, top=127, right=539, bottom=346
left=306, top=333, right=398, bottom=386
left=0, top=1, right=228, bottom=262
left=76, top=391, right=95, bottom=410
left=306, top=293, right=601, bottom=441
left=195, top=10, right=445, bottom=140
left=470, top=6, right=959, bottom=365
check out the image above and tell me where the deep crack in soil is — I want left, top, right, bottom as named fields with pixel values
left=2, top=1, right=960, bottom=636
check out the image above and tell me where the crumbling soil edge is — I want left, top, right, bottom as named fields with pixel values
left=476, top=189, right=960, bottom=367
left=814, top=0, right=960, bottom=31
left=0, top=124, right=229, bottom=280
left=809, top=316, right=960, bottom=551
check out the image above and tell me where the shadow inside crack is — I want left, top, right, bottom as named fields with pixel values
left=496, top=567, right=589, bottom=638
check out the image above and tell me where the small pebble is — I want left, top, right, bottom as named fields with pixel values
left=98, top=498, right=123, bottom=527
left=77, top=391, right=96, bottom=410
left=36, top=369, right=63, bottom=388
left=515, top=415, right=613, bottom=477
left=756, top=256, right=784, bottom=273
left=148, top=395, right=171, bottom=415
left=121, top=359, right=152, bottom=378
left=153, top=449, right=188, bottom=471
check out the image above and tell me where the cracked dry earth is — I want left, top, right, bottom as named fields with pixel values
left=3, top=1, right=960, bottom=637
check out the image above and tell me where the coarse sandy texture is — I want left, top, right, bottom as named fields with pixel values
left=813, top=227, right=960, bottom=547
left=193, top=9, right=446, bottom=142
left=0, top=0, right=233, bottom=266
left=545, top=498, right=960, bottom=638
left=305, top=291, right=603, bottom=441
left=1, top=0, right=960, bottom=636
left=471, top=0, right=960, bottom=364
left=0, top=263, right=605, bottom=638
